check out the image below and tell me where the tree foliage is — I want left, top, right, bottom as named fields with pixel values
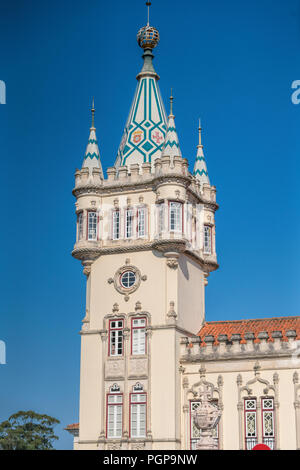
left=0, top=410, right=60, bottom=450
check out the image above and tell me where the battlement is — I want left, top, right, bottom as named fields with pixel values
left=73, top=157, right=217, bottom=206
left=180, top=330, right=299, bottom=361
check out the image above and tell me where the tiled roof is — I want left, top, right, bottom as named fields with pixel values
left=65, top=423, right=79, bottom=431
left=198, top=316, right=300, bottom=345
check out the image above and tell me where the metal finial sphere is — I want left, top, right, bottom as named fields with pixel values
left=137, top=24, right=160, bottom=50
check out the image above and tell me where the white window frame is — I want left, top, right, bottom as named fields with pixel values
left=137, top=207, right=147, bottom=238
left=204, top=225, right=212, bottom=254
left=112, top=209, right=120, bottom=240
left=107, top=393, right=123, bottom=439
left=109, top=319, right=124, bottom=357
left=77, top=212, right=84, bottom=241
left=169, top=201, right=182, bottom=233
left=125, top=208, right=134, bottom=239
left=262, top=398, right=275, bottom=449
left=244, top=398, right=257, bottom=450
left=87, top=211, right=97, bottom=241
left=130, top=392, right=147, bottom=438
left=158, top=203, right=165, bottom=234
left=131, top=317, right=147, bottom=355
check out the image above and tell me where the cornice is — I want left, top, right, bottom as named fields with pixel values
left=72, top=239, right=218, bottom=273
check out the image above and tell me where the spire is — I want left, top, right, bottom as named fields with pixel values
left=193, top=119, right=210, bottom=185
left=161, top=90, right=182, bottom=163
left=115, top=2, right=167, bottom=169
left=82, top=99, right=104, bottom=178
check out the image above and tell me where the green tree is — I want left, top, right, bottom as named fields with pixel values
left=0, top=411, right=60, bottom=450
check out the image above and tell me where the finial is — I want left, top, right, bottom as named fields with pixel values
left=170, top=88, right=174, bottom=116
left=146, top=1, right=151, bottom=25
left=91, top=97, right=95, bottom=128
left=198, top=118, right=202, bottom=147
left=137, top=1, right=159, bottom=50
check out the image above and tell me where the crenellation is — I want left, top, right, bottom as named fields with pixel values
left=244, top=332, right=255, bottom=352
left=180, top=329, right=299, bottom=363
left=272, top=331, right=283, bottom=351
left=106, top=167, right=117, bottom=181
left=257, top=331, right=269, bottom=351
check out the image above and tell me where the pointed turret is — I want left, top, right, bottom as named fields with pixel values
left=82, top=99, right=104, bottom=178
left=161, top=91, right=182, bottom=165
left=115, top=2, right=167, bottom=170
left=193, top=119, right=210, bottom=185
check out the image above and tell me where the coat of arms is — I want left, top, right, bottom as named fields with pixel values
left=132, top=129, right=143, bottom=144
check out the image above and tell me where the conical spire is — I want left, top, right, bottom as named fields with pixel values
left=115, top=2, right=167, bottom=169
left=82, top=99, right=104, bottom=178
left=193, top=119, right=210, bottom=185
left=161, top=91, right=182, bottom=164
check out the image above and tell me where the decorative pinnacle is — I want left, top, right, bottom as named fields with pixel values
left=170, top=88, right=174, bottom=116
left=198, top=118, right=202, bottom=148
left=146, top=1, right=151, bottom=25
left=91, top=97, right=95, bottom=128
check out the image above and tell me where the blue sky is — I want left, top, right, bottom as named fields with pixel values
left=0, top=0, right=299, bottom=450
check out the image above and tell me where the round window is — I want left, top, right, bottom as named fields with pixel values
left=120, top=271, right=136, bottom=289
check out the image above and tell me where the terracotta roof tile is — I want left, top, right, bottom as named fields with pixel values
left=65, top=423, right=79, bottom=431
left=198, top=316, right=300, bottom=345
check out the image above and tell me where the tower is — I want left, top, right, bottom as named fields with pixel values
left=72, top=3, right=218, bottom=450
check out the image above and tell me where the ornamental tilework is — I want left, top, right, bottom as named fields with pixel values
left=116, top=77, right=167, bottom=168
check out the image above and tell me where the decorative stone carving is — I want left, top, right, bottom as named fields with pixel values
left=129, top=358, right=148, bottom=378
left=107, top=442, right=121, bottom=450
left=112, top=303, right=119, bottom=313
left=110, top=264, right=144, bottom=296
left=167, top=301, right=177, bottom=323
left=131, top=442, right=145, bottom=450
left=105, top=359, right=125, bottom=379
left=192, top=382, right=222, bottom=450
left=166, top=257, right=179, bottom=269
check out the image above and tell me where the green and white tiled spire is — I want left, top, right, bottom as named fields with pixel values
left=161, top=91, right=182, bottom=164
left=82, top=99, right=103, bottom=178
left=115, top=9, right=167, bottom=170
left=193, top=119, right=210, bottom=185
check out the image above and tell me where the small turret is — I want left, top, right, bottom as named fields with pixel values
left=193, top=119, right=210, bottom=185
left=161, top=91, right=182, bottom=167
left=82, top=99, right=104, bottom=178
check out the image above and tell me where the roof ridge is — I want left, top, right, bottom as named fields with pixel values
left=203, top=315, right=300, bottom=325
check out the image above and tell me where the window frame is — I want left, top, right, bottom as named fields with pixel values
left=131, top=316, right=147, bottom=356
left=87, top=210, right=98, bottom=241
left=108, top=319, right=124, bottom=357
left=125, top=208, right=134, bottom=239
left=244, top=398, right=258, bottom=450
left=112, top=209, right=120, bottom=240
left=129, top=391, right=147, bottom=439
left=120, top=270, right=136, bottom=289
left=77, top=211, right=84, bottom=241
left=106, top=392, right=123, bottom=439
left=158, top=202, right=165, bottom=234
left=203, top=224, right=212, bottom=254
left=137, top=206, right=147, bottom=238
left=169, top=201, right=183, bottom=233
left=261, top=397, right=275, bottom=449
